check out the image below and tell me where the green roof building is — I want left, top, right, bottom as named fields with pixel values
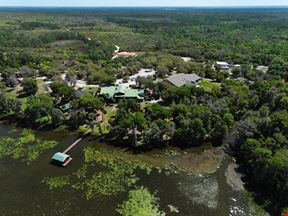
left=100, top=86, right=115, bottom=99
left=52, top=152, right=70, bottom=162
left=60, top=103, right=72, bottom=112
left=100, top=86, right=144, bottom=100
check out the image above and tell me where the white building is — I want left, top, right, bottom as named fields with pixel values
left=216, top=61, right=230, bottom=70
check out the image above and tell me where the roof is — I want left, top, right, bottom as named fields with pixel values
left=115, top=89, right=144, bottom=98
left=166, top=73, right=201, bottom=87
left=100, top=86, right=144, bottom=99
left=216, top=61, right=229, bottom=66
left=100, top=86, right=116, bottom=99
left=115, top=85, right=126, bottom=94
left=60, top=103, right=72, bottom=112
left=52, top=152, right=70, bottom=162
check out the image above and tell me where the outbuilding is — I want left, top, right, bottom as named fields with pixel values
left=216, top=61, right=230, bottom=70
left=52, top=152, right=72, bottom=167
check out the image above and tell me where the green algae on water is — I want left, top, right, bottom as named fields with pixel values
left=117, top=187, right=165, bottom=216
left=44, top=147, right=153, bottom=199
left=0, top=129, right=57, bottom=164
left=43, top=176, right=71, bottom=190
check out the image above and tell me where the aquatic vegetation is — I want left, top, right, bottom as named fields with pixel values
left=83, top=147, right=152, bottom=174
left=0, top=129, right=57, bottom=164
left=43, top=176, right=71, bottom=190
left=44, top=147, right=152, bottom=199
left=73, top=171, right=138, bottom=199
left=116, top=187, right=165, bottom=216
left=74, top=148, right=140, bottom=198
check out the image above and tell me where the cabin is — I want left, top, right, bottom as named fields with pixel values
left=52, top=152, right=72, bottom=167
left=100, top=86, right=144, bottom=100
left=165, top=73, right=201, bottom=87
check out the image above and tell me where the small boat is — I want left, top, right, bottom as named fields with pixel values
left=52, top=152, right=73, bottom=167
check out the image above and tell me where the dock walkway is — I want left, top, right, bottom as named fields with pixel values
left=52, top=129, right=91, bottom=166
left=63, top=130, right=91, bottom=154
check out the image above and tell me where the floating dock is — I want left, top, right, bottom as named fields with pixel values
left=51, top=130, right=91, bottom=167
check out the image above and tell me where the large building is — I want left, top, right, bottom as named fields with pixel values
left=100, top=86, right=144, bottom=100
left=165, top=73, right=201, bottom=87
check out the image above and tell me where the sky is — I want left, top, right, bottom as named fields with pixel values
left=1, top=0, right=288, bottom=7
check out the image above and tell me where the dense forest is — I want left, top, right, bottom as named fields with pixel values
left=0, top=8, right=287, bottom=215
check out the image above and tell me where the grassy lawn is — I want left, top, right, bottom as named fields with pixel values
left=200, top=80, right=221, bottom=93
left=36, top=79, right=47, bottom=95
left=5, top=79, right=47, bottom=110
left=5, top=87, right=28, bottom=110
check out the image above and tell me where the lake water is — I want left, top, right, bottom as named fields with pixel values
left=0, top=122, right=250, bottom=216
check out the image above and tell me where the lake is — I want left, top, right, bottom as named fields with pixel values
left=0, top=122, right=250, bottom=216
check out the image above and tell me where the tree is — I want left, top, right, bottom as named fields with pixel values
left=87, top=40, right=114, bottom=61
left=119, top=112, right=147, bottom=131
left=156, top=65, right=169, bottom=78
left=6, top=98, right=22, bottom=114
left=50, top=108, right=64, bottom=126
left=145, top=103, right=172, bottom=121
left=50, top=82, right=75, bottom=103
left=5, top=76, right=18, bottom=87
left=19, top=65, right=35, bottom=78
left=118, top=99, right=141, bottom=113
left=25, top=96, right=53, bottom=126
left=223, top=113, right=234, bottom=128
left=0, top=81, right=5, bottom=90
left=75, top=93, right=104, bottom=112
left=0, top=92, right=22, bottom=114
left=142, top=119, right=175, bottom=149
left=1, top=68, right=17, bottom=81
left=69, top=109, right=86, bottom=129
left=22, top=78, right=38, bottom=95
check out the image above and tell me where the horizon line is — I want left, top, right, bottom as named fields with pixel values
left=1, top=5, right=288, bottom=8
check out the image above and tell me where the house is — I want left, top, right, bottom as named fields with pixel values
left=216, top=61, right=230, bottom=70
left=100, top=86, right=144, bottom=100
left=165, top=73, right=201, bottom=87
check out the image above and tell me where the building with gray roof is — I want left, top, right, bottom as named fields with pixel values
left=165, top=73, right=201, bottom=87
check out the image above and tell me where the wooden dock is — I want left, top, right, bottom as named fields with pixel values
left=52, top=129, right=91, bottom=167
left=66, top=130, right=91, bottom=153
left=63, top=137, right=84, bottom=154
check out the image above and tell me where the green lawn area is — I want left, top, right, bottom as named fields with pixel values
left=5, top=79, right=48, bottom=110
left=199, top=80, right=221, bottom=93
left=5, top=87, right=28, bottom=110
left=36, top=79, right=47, bottom=95
left=102, top=105, right=117, bottom=134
